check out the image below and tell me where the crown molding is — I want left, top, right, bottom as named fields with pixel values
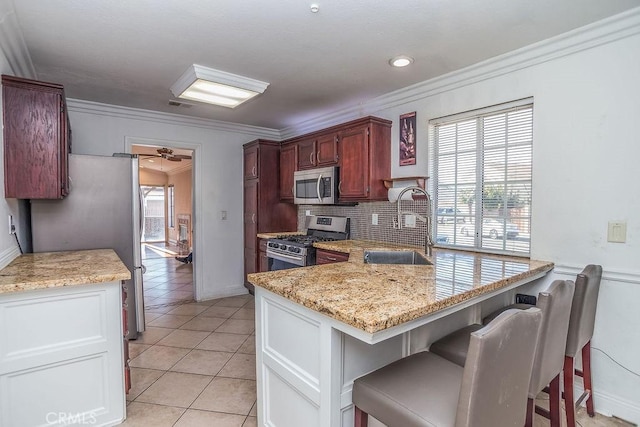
left=0, top=0, right=36, bottom=78
left=67, top=98, right=281, bottom=140
left=280, top=6, right=640, bottom=139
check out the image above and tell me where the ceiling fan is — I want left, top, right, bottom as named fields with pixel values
left=141, top=147, right=192, bottom=162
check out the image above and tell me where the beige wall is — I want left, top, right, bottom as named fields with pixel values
left=139, top=168, right=168, bottom=186
left=168, top=169, right=192, bottom=246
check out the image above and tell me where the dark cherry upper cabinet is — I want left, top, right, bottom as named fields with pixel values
left=316, top=133, right=339, bottom=167
left=2, top=75, right=71, bottom=199
left=279, top=143, right=297, bottom=202
left=243, top=140, right=297, bottom=291
left=297, top=138, right=316, bottom=170
left=295, top=133, right=339, bottom=170
left=338, top=117, right=391, bottom=202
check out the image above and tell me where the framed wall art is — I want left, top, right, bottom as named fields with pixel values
left=399, top=112, right=416, bottom=166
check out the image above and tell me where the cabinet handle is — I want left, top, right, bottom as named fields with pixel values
left=310, top=151, right=315, bottom=165
left=252, top=166, right=256, bottom=177
left=291, top=185, right=295, bottom=197
left=338, top=181, right=343, bottom=194
left=326, top=256, right=337, bottom=261
left=251, top=213, right=256, bottom=224
left=317, top=151, right=321, bottom=163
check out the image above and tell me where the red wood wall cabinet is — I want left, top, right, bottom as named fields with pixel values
left=279, top=116, right=391, bottom=203
left=243, top=140, right=297, bottom=291
left=2, top=75, right=71, bottom=199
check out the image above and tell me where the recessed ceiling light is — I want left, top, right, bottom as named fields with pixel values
left=170, top=64, right=270, bottom=108
left=310, top=4, right=319, bottom=13
left=389, top=55, right=414, bottom=68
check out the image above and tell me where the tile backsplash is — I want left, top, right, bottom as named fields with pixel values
left=297, top=200, right=429, bottom=249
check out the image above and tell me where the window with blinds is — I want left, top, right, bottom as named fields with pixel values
left=429, top=99, right=533, bottom=255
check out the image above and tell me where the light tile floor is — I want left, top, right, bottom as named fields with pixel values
left=124, top=244, right=631, bottom=427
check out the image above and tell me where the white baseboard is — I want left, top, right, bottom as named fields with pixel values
left=572, top=382, right=640, bottom=425
left=197, top=285, right=249, bottom=302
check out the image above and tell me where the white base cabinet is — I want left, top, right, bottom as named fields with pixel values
left=256, top=289, right=404, bottom=427
left=0, top=282, right=125, bottom=427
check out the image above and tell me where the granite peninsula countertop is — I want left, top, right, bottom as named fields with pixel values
left=0, top=249, right=131, bottom=295
left=248, top=240, right=553, bottom=334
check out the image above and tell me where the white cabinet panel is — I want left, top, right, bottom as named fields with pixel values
left=265, top=366, right=320, bottom=427
left=0, top=282, right=124, bottom=427
left=2, top=354, right=108, bottom=427
left=264, top=298, right=321, bottom=385
left=0, top=291, right=106, bottom=365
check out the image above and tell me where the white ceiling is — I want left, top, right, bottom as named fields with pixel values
left=5, top=0, right=639, bottom=130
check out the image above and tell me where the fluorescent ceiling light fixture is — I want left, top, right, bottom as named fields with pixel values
left=389, top=55, right=414, bottom=67
left=170, top=64, right=269, bottom=108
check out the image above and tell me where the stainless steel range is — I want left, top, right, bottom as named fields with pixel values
left=266, top=215, right=350, bottom=270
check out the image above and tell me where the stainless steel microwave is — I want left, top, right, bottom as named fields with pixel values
left=293, top=166, right=339, bottom=205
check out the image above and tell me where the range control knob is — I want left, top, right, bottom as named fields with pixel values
left=292, top=247, right=301, bottom=253
left=279, top=244, right=287, bottom=250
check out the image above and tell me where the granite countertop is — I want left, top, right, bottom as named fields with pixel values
left=248, top=240, right=553, bottom=334
left=256, top=231, right=303, bottom=239
left=0, top=249, right=131, bottom=295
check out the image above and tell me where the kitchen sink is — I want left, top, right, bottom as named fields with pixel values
left=363, top=250, right=432, bottom=265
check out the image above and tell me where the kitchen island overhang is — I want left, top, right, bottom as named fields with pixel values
left=248, top=243, right=553, bottom=344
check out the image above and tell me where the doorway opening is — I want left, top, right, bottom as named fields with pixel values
left=130, top=142, right=197, bottom=315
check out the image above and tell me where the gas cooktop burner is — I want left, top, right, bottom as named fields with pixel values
left=274, top=235, right=338, bottom=246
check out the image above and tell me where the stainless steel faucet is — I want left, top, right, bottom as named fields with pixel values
left=395, top=186, right=434, bottom=257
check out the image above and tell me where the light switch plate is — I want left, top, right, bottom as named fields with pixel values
left=607, top=221, right=627, bottom=243
left=371, top=214, right=379, bottom=225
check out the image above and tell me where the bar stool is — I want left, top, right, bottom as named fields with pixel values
left=352, top=308, right=542, bottom=427
left=430, top=279, right=575, bottom=427
left=564, top=264, right=602, bottom=427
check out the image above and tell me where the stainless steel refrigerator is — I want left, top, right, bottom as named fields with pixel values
left=30, top=153, right=145, bottom=340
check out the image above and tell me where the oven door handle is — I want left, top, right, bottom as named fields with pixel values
left=316, top=173, right=323, bottom=202
left=266, top=250, right=306, bottom=266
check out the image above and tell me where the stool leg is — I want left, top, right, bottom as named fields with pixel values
left=564, top=355, right=577, bottom=427
left=525, top=398, right=534, bottom=427
left=582, top=340, right=595, bottom=417
left=549, top=373, right=561, bottom=427
left=354, top=406, right=368, bottom=427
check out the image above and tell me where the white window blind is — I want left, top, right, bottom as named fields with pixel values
left=429, top=99, right=533, bottom=255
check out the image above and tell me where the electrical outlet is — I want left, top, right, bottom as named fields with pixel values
left=515, top=294, right=537, bottom=305
left=371, top=213, right=379, bottom=225
left=8, top=215, right=15, bottom=235
left=305, top=210, right=311, bottom=216
left=392, top=216, right=399, bottom=229
left=404, top=214, right=416, bottom=228
left=220, top=210, right=227, bottom=220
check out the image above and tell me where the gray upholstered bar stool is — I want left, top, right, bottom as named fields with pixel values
left=563, top=264, right=603, bottom=427
left=352, top=308, right=542, bottom=427
left=430, top=279, right=575, bottom=427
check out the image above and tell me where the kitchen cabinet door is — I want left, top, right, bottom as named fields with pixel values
left=316, top=133, right=339, bottom=167
left=337, top=117, right=391, bottom=202
left=279, top=143, right=297, bottom=201
left=244, top=179, right=258, bottom=251
left=338, top=124, right=370, bottom=199
left=243, top=144, right=259, bottom=180
left=2, top=75, right=70, bottom=199
left=297, top=138, right=316, bottom=170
